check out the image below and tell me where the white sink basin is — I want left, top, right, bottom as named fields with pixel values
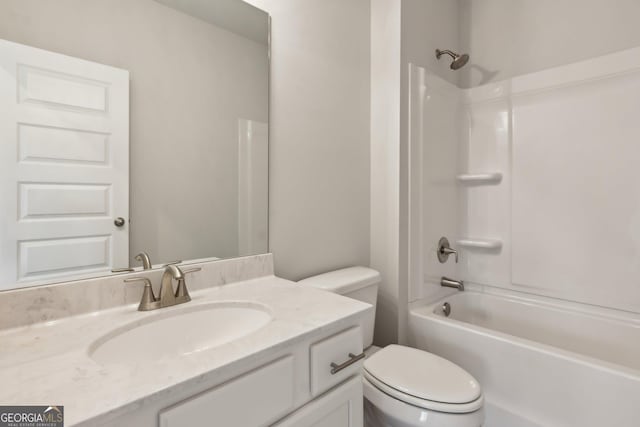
left=89, top=302, right=272, bottom=365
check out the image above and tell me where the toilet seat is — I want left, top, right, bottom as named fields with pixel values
left=363, top=377, right=484, bottom=427
left=363, top=370, right=483, bottom=414
left=363, top=345, right=483, bottom=414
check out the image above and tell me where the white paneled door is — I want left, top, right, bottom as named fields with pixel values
left=0, top=39, right=129, bottom=288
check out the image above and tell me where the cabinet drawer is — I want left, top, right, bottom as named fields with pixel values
left=159, top=356, right=295, bottom=427
left=310, top=326, right=363, bottom=396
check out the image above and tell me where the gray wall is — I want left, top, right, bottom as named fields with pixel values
left=246, top=0, right=371, bottom=280
left=459, top=0, right=640, bottom=87
left=0, top=0, right=268, bottom=265
left=402, top=0, right=461, bottom=86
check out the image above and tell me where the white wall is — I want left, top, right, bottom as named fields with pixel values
left=0, top=0, right=269, bottom=265
left=370, top=0, right=402, bottom=346
left=441, top=0, right=640, bottom=313
left=397, top=0, right=463, bottom=344
left=386, top=0, right=640, bottom=340
left=507, top=50, right=640, bottom=313
left=370, top=0, right=462, bottom=345
left=244, top=0, right=371, bottom=281
left=459, top=0, right=640, bottom=87
left=407, top=66, right=461, bottom=304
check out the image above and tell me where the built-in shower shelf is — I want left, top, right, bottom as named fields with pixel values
left=456, top=172, right=503, bottom=185
left=456, top=239, right=503, bottom=250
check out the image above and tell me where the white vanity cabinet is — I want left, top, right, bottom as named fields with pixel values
left=147, top=326, right=365, bottom=427
left=1, top=262, right=373, bottom=427
left=270, top=327, right=365, bottom=427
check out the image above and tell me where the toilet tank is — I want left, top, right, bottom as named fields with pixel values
left=298, top=267, right=380, bottom=348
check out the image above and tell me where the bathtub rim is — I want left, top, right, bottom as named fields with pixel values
left=415, top=281, right=640, bottom=324
left=409, top=288, right=640, bottom=381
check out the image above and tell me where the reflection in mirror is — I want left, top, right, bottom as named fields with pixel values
left=0, top=0, right=269, bottom=290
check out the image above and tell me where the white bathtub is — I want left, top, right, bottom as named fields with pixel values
left=408, top=290, right=640, bottom=427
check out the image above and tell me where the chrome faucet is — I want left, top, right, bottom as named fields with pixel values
left=124, top=265, right=201, bottom=311
left=135, top=252, right=153, bottom=270
left=111, top=251, right=152, bottom=274
left=441, top=276, right=464, bottom=291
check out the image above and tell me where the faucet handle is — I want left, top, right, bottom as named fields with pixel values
left=124, top=277, right=157, bottom=310
left=174, top=267, right=201, bottom=300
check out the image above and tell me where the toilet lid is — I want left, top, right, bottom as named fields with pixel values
left=363, top=345, right=482, bottom=405
left=297, top=266, right=380, bottom=294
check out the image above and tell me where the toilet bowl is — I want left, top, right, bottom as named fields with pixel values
left=363, top=344, right=483, bottom=426
left=298, top=267, right=484, bottom=427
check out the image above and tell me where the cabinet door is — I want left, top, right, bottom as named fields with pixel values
left=273, top=376, right=363, bottom=427
left=159, top=356, right=295, bottom=427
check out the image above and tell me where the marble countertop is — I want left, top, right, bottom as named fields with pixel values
left=0, top=275, right=371, bottom=426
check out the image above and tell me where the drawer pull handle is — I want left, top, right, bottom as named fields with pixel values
left=330, top=352, right=365, bottom=375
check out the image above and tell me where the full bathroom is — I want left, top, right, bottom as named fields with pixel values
left=0, top=1, right=638, bottom=426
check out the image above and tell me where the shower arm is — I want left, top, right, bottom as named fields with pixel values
left=436, top=49, right=456, bottom=60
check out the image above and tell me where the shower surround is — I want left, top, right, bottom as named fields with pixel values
left=407, top=46, right=640, bottom=426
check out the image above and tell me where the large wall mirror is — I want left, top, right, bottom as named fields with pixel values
left=0, top=0, right=269, bottom=290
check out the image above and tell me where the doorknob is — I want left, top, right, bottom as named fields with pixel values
left=114, top=217, right=126, bottom=227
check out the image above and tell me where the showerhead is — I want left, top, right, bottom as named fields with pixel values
left=450, top=53, right=469, bottom=70
left=435, top=49, right=469, bottom=70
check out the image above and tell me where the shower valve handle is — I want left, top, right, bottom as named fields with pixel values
left=441, top=247, right=458, bottom=263
left=437, top=237, right=458, bottom=263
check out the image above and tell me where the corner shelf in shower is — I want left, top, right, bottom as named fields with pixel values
left=456, top=238, right=503, bottom=250
left=456, top=172, right=503, bottom=185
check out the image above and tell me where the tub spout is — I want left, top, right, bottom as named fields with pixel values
left=441, top=277, right=464, bottom=291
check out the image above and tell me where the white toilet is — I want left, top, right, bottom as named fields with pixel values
left=298, top=267, right=484, bottom=427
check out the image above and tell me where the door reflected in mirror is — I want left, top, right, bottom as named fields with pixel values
left=0, top=0, right=269, bottom=290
